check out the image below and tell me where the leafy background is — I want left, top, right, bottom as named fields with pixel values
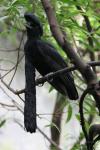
left=0, top=0, right=100, bottom=150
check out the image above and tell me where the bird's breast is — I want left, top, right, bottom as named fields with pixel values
left=24, top=39, right=50, bottom=75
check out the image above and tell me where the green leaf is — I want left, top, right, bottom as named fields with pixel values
left=0, top=16, right=8, bottom=22
left=49, top=85, right=54, bottom=93
left=75, top=114, right=80, bottom=121
left=45, top=122, right=60, bottom=133
left=0, top=119, right=6, bottom=128
left=66, top=104, right=72, bottom=123
left=11, top=0, right=18, bottom=6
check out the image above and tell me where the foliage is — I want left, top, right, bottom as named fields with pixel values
left=0, top=0, right=100, bottom=150
left=0, top=119, right=6, bottom=128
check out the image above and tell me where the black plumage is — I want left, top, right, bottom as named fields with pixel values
left=24, top=56, right=36, bottom=133
left=24, top=12, right=78, bottom=100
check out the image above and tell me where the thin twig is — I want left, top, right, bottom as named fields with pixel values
left=0, top=102, right=15, bottom=108
left=15, top=61, right=100, bottom=95
left=0, top=85, right=23, bottom=112
left=37, top=126, right=62, bottom=150
left=9, top=32, right=25, bottom=85
left=1, top=61, right=100, bottom=95
left=0, top=48, right=19, bottom=52
left=75, top=2, right=96, bottom=71
left=0, top=54, right=24, bottom=79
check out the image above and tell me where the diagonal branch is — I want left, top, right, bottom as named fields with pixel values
left=41, top=0, right=100, bottom=111
left=1, top=61, right=100, bottom=95
left=75, top=3, right=95, bottom=71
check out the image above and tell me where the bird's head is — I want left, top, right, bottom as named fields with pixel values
left=24, top=12, right=43, bottom=38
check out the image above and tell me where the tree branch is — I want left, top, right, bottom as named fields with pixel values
left=75, top=3, right=95, bottom=71
left=41, top=0, right=100, bottom=111
left=88, top=124, right=100, bottom=149
left=1, top=61, right=100, bottom=95
left=79, top=88, right=91, bottom=150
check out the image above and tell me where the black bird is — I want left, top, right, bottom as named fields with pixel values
left=24, top=12, right=78, bottom=100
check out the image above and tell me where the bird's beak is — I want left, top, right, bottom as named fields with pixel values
left=25, top=22, right=32, bottom=29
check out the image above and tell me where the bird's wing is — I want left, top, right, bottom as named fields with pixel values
left=36, top=40, right=78, bottom=100
left=39, top=41, right=68, bottom=67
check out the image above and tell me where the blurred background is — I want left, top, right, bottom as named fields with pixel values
left=0, top=0, right=100, bottom=150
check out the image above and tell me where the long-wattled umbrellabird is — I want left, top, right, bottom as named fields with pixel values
left=24, top=12, right=78, bottom=100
